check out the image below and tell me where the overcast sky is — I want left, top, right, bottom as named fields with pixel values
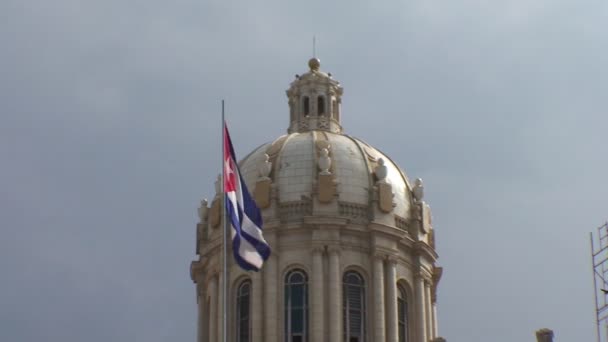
left=1, top=0, right=607, bottom=341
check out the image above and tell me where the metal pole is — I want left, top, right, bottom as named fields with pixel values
left=591, top=232, right=601, bottom=342
left=222, top=100, right=229, bottom=342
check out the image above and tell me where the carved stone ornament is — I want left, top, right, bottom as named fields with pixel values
left=375, top=158, right=388, bottom=183
left=318, top=148, right=332, bottom=175
left=318, top=173, right=336, bottom=203
left=254, top=178, right=271, bottom=209
left=378, top=182, right=394, bottom=213
left=413, top=178, right=424, bottom=202
left=197, top=199, right=209, bottom=222
left=258, top=154, right=272, bottom=180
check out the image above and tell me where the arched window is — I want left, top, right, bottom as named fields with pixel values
left=317, top=96, right=325, bottom=115
left=343, top=271, right=365, bottom=342
left=397, top=285, right=409, bottom=342
left=302, top=97, right=310, bottom=116
left=236, top=280, right=251, bottom=342
left=285, top=269, right=308, bottom=342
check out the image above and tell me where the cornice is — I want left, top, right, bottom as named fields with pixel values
left=413, top=241, right=438, bottom=261
left=368, top=222, right=408, bottom=240
left=303, top=216, right=348, bottom=226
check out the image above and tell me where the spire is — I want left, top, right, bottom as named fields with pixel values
left=286, top=59, right=344, bottom=134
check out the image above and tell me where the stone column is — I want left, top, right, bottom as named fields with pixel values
left=217, top=273, right=224, bottom=342
left=311, top=247, right=325, bottom=342
left=252, top=271, right=263, bottom=342
left=414, top=274, right=427, bottom=342
left=385, top=258, right=398, bottom=342
left=433, top=303, right=439, bottom=338
left=425, top=281, right=433, bottom=340
left=197, top=280, right=207, bottom=342
left=264, top=254, right=278, bottom=342
left=328, top=248, right=341, bottom=342
left=372, top=254, right=386, bottom=342
left=208, top=276, right=218, bottom=342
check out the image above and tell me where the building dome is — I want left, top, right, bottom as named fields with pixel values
left=238, top=131, right=414, bottom=224
left=191, top=59, right=443, bottom=342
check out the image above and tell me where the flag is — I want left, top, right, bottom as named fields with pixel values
left=223, top=122, right=271, bottom=271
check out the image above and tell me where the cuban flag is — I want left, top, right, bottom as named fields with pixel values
left=223, top=122, right=271, bottom=271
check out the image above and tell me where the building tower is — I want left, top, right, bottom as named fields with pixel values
left=190, top=59, right=444, bottom=342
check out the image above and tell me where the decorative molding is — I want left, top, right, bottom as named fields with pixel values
left=338, top=201, right=368, bottom=223
left=394, top=215, right=409, bottom=231
left=279, top=200, right=312, bottom=222
left=431, top=266, right=443, bottom=303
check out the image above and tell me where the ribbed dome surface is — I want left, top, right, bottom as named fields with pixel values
left=238, top=131, right=413, bottom=220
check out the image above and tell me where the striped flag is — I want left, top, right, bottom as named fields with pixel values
left=223, top=122, right=271, bottom=271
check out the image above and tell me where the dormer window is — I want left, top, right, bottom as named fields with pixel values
left=317, top=96, right=325, bottom=116
left=303, top=97, right=310, bottom=116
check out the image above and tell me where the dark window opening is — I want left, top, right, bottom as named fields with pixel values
left=236, top=280, right=251, bottom=342
left=285, top=270, right=308, bottom=342
left=343, top=271, right=365, bottom=342
left=317, top=96, right=325, bottom=115
left=303, top=97, right=310, bottom=115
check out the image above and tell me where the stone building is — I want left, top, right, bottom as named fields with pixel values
left=190, top=58, right=444, bottom=342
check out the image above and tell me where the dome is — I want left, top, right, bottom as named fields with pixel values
left=191, top=58, right=442, bottom=342
left=238, top=131, right=415, bottom=223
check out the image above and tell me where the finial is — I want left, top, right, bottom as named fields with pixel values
left=308, top=58, right=320, bottom=71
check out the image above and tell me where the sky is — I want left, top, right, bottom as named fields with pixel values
left=1, top=0, right=606, bottom=341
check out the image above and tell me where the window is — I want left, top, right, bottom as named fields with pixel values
left=343, top=271, right=365, bottom=342
left=397, top=285, right=409, bottom=342
left=317, top=96, right=325, bottom=115
left=285, top=270, right=308, bottom=342
left=303, top=97, right=310, bottom=115
left=236, top=280, right=251, bottom=342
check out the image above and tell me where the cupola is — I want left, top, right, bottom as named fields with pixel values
left=286, top=58, right=344, bottom=133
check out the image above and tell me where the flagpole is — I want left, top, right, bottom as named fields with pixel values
left=221, top=100, right=229, bottom=342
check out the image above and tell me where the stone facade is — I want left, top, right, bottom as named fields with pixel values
left=190, top=59, right=444, bottom=342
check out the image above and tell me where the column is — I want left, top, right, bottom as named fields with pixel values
left=209, top=276, right=218, bottom=342
left=217, top=273, right=223, bottom=342
left=252, top=271, right=263, bottom=342
left=385, top=259, right=398, bottom=342
left=425, top=282, right=433, bottom=340
left=372, top=255, right=385, bottom=342
left=197, top=280, right=207, bottom=342
left=433, top=303, right=439, bottom=338
left=328, top=248, right=341, bottom=342
left=264, top=254, right=278, bottom=342
left=311, top=247, right=325, bottom=342
left=414, top=275, right=427, bottom=342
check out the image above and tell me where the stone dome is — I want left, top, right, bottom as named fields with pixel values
left=191, top=59, right=441, bottom=342
left=238, top=131, right=415, bottom=223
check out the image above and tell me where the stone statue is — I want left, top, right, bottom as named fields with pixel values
left=375, top=158, right=388, bottom=183
left=197, top=199, right=208, bottom=222
left=258, top=154, right=272, bottom=180
left=413, top=178, right=424, bottom=202
left=318, top=148, right=331, bottom=175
